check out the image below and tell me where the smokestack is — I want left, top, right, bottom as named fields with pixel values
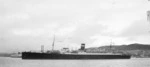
left=80, top=43, right=85, bottom=50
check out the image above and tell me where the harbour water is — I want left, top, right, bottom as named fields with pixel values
left=0, top=57, right=150, bottom=67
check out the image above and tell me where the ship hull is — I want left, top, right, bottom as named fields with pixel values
left=22, top=52, right=131, bottom=59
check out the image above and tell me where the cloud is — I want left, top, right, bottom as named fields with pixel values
left=120, top=20, right=150, bottom=37
left=0, top=0, right=150, bottom=52
left=116, top=20, right=150, bottom=44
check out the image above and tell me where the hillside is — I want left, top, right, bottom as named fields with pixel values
left=86, top=43, right=150, bottom=58
left=0, top=53, right=11, bottom=57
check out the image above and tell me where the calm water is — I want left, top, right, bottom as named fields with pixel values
left=0, top=57, right=150, bottom=67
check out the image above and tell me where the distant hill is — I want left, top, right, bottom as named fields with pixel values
left=0, top=53, right=11, bottom=57
left=99, top=43, right=150, bottom=50
left=86, top=43, right=150, bottom=58
left=0, top=52, right=21, bottom=57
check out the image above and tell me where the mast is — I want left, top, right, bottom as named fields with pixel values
left=52, top=35, right=55, bottom=51
left=110, top=39, right=112, bottom=50
left=147, top=11, right=150, bottom=22
left=147, top=11, right=150, bottom=33
left=110, top=39, right=113, bottom=53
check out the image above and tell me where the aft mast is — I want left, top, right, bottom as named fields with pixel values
left=110, top=39, right=112, bottom=50
left=52, top=35, right=55, bottom=51
left=110, top=39, right=114, bottom=53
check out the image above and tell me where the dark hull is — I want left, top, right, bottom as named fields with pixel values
left=22, top=52, right=131, bottom=59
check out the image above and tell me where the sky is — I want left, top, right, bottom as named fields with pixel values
left=0, top=0, right=150, bottom=52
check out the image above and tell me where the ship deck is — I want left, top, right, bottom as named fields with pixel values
left=61, top=53, right=123, bottom=55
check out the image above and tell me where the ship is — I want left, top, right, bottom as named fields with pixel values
left=22, top=35, right=131, bottom=59
left=22, top=43, right=131, bottom=59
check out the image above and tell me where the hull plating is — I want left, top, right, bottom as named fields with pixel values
left=22, top=52, right=131, bottom=59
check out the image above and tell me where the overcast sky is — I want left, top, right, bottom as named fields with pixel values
left=0, top=0, right=150, bottom=52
